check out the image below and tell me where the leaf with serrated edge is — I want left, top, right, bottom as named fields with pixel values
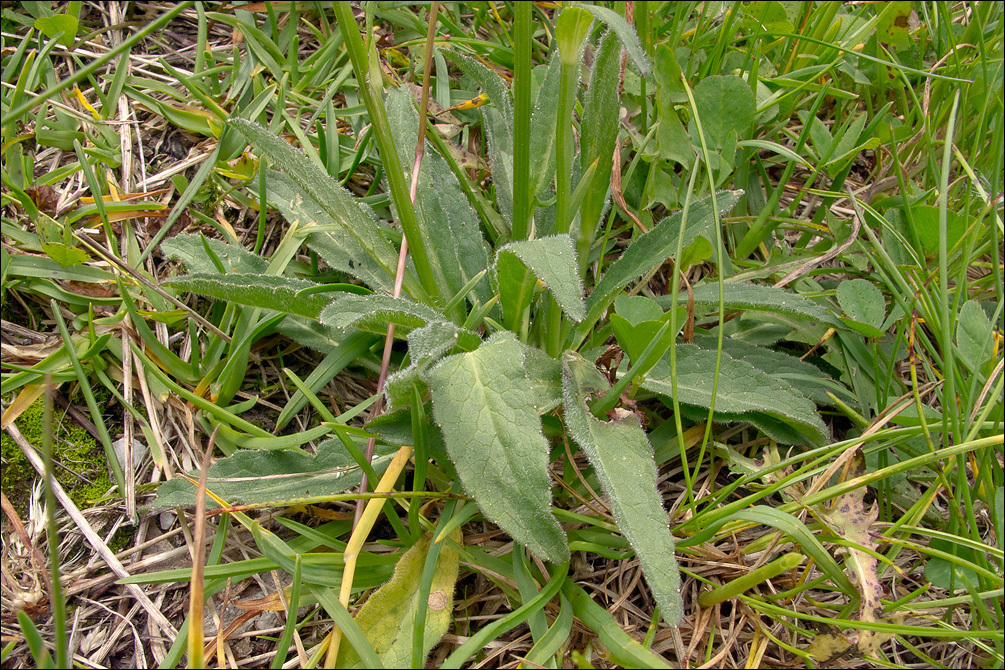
left=562, top=351, right=682, bottom=625
left=641, top=344, right=827, bottom=445
left=496, top=235, right=585, bottom=322
left=817, top=451, right=888, bottom=656
left=337, top=531, right=461, bottom=668
left=427, top=332, right=568, bottom=563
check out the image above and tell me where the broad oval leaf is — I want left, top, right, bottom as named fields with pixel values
left=426, top=332, right=569, bottom=563
left=336, top=531, right=461, bottom=669
left=837, top=278, right=886, bottom=332
left=692, top=75, right=755, bottom=149
left=956, top=300, right=995, bottom=376
left=562, top=351, right=683, bottom=626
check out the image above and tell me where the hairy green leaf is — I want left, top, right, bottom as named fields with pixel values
left=582, top=4, right=650, bottom=76
left=162, top=233, right=269, bottom=274
left=386, top=88, right=493, bottom=310
left=562, top=351, right=683, bottom=625
left=496, top=235, right=585, bottom=323
left=427, top=332, right=568, bottom=563
left=441, top=51, right=512, bottom=126
left=319, top=294, right=482, bottom=349
left=579, top=30, right=623, bottom=256
left=165, top=273, right=328, bottom=319
left=483, top=105, right=514, bottom=225
left=642, top=344, right=828, bottom=445
left=229, top=119, right=420, bottom=298
left=385, top=321, right=465, bottom=411
left=653, top=281, right=836, bottom=324
left=691, top=335, right=842, bottom=405
left=149, top=441, right=399, bottom=509
left=528, top=52, right=562, bottom=202
left=522, top=343, right=563, bottom=414
left=267, top=171, right=396, bottom=294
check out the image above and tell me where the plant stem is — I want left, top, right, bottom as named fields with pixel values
left=332, top=2, right=441, bottom=305
left=555, top=59, right=579, bottom=235
left=511, top=1, right=533, bottom=241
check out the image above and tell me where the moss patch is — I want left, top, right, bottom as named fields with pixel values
left=1, top=396, right=113, bottom=517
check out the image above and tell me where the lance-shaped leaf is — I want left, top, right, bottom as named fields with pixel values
left=165, top=273, right=331, bottom=319
left=229, top=119, right=418, bottom=297
left=582, top=4, right=651, bottom=76
left=654, top=281, right=837, bottom=325
left=691, top=335, right=843, bottom=405
left=579, top=29, right=623, bottom=260
left=573, top=191, right=742, bottom=346
left=562, top=351, right=683, bottom=626
left=440, top=50, right=512, bottom=131
left=267, top=171, right=396, bottom=294
left=320, top=294, right=481, bottom=350
left=162, top=234, right=268, bottom=274
left=641, top=344, right=828, bottom=445
left=148, top=441, right=399, bottom=509
left=386, top=89, right=493, bottom=310
left=337, top=531, right=461, bottom=669
left=426, top=332, right=568, bottom=563
left=495, top=235, right=585, bottom=323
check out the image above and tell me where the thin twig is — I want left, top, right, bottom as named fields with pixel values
left=70, top=230, right=232, bottom=342
left=188, top=425, right=219, bottom=669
